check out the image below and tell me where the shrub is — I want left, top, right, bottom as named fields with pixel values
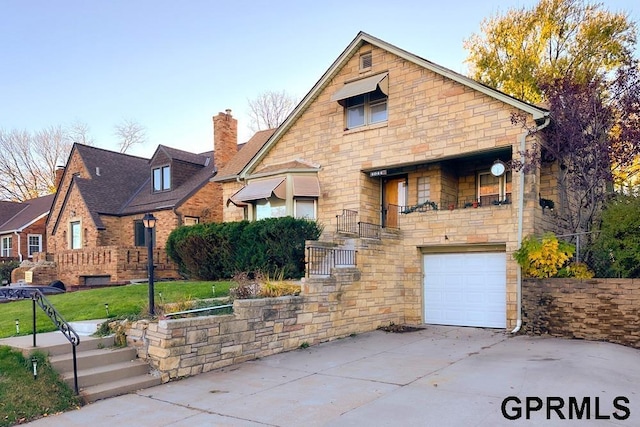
left=0, top=260, right=19, bottom=284
left=167, top=218, right=322, bottom=280
left=589, top=194, right=640, bottom=277
left=514, top=233, right=593, bottom=278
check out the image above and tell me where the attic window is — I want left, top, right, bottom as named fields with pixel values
left=153, top=166, right=171, bottom=192
left=360, top=52, right=372, bottom=71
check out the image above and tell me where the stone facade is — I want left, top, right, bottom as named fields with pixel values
left=126, top=268, right=404, bottom=382
left=522, top=278, right=640, bottom=349
left=221, top=35, right=553, bottom=330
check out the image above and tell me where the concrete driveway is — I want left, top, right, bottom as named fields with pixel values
left=23, top=326, right=639, bottom=426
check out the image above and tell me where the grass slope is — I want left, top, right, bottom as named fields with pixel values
left=0, top=347, right=80, bottom=427
left=0, top=281, right=233, bottom=339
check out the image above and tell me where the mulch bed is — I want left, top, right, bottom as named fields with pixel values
left=377, top=324, right=424, bottom=333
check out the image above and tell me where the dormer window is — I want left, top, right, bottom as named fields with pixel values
left=153, top=166, right=171, bottom=192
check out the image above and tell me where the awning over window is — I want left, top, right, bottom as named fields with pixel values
left=292, top=175, right=320, bottom=197
left=330, top=72, right=389, bottom=105
left=229, top=177, right=286, bottom=205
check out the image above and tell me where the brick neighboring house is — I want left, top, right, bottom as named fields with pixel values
left=15, top=110, right=241, bottom=287
left=0, top=195, right=53, bottom=265
left=215, top=32, right=559, bottom=331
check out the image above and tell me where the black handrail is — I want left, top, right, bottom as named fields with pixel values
left=0, top=287, right=80, bottom=394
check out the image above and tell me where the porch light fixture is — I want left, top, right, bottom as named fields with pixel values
left=490, top=160, right=506, bottom=177
left=143, top=213, right=157, bottom=316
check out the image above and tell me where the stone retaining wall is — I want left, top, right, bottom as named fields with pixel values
left=126, top=268, right=404, bottom=382
left=522, top=278, right=640, bottom=349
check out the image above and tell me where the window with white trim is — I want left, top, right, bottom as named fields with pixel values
left=294, top=199, right=317, bottom=220
left=255, top=198, right=286, bottom=220
left=345, top=90, right=388, bottom=129
left=184, top=216, right=199, bottom=226
left=153, top=165, right=171, bottom=192
left=70, top=221, right=81, bottom=249
left=1, top=236, right=12, bottom=257
left=27, top=234, right=42, bottom=257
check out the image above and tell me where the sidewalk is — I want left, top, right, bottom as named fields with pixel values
left=10, top=325, right=640, bottom=426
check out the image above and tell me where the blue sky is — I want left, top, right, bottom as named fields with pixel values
left=1, top=0, right=638, bottom=158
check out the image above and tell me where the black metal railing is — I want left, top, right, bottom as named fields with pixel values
left=358, top=222, right=382, bottom=239
left=306, top=247, right=357, bottom=277
left=0, top=287, right=80, bottom=394
left=336, top=209, right=358, bottom=234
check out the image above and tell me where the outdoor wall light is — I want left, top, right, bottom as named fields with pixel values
left=143, top=213, right=157, bottom=316
left=31, top=356, right=38, bottom=380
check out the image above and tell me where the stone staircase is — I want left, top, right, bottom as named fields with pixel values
left=1, top=322, right=161, bottom=404
left=48, top=335, right=161, bottom=403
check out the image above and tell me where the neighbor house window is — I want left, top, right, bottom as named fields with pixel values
left=1, top=236, right=12, bottom=257
left=70, top=221, right=81, bottom=249
left=345, top=91, right=388, bottom=129
left=294, top=199, right=317, bottom=220
left=153, top=166, right=171, bottom=192
left=134, top=220, right=156, bottom=247
left=255, top=198, right=286, bottom=220
left=27, top=234, right=42, bottom=257
left=478, top=171, right=512, bottom=205
left=184, top=216, right=199, bottom=226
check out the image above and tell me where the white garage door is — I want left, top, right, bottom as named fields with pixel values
left=423, top=252, right=506, bottom=328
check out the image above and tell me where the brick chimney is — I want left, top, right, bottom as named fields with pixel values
left=54, top=166, right=65, bottom=191
left=212, top=109, right=238, bottom=169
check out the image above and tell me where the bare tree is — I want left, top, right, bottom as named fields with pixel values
left=247, top=90, right=297, bottom=133
left=114, top=118, right=147, bottom=153
left=68, top=120, right=95, bottom=146
left=0, top=125, right=77, bottom=201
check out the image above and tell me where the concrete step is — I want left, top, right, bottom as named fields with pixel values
left=0, top=331, right=114, bottom=357
left=41, top=334, right=115, bottom=357
left=80, top=374, right=161, bottom=404
left=62, top=359, right=152, bottom=389
left=50, top=346, right=137, bottom=372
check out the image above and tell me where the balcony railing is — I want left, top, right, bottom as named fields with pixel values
left=306, top=246, right=357, bottom=277
left=336, top=209, right=358, bottom=234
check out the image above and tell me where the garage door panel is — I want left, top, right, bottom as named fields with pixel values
left=424, top=252, right=506, bottom=328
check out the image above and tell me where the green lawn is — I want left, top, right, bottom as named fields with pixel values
left=0, top=280, right=233, bottom=339
left=0, top=347, right=80, bottom=427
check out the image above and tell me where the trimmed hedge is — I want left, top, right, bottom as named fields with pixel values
left=166, top=217, right=322, bottom=280
left=0, top=260, right=19, bottom=284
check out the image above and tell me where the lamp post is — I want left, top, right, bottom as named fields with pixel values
left=142, top=213, right=157, bottom=316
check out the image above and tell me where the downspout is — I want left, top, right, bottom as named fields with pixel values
left=511, top=115, right=550, bottom=334
left=14, top=231, right=22, bottom=262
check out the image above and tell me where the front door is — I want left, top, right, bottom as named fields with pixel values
left=382, top=177, right=406, bottom=228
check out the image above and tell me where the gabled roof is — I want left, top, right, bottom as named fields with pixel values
left=0, top=194, right=54, bottom=233
left=213, top=129, right=276, bottom=182
left=152, top=145, right=211, bottom=166
left=51, top=143, right=217, bottom=231
left=239, top=31, right=549, bottom=178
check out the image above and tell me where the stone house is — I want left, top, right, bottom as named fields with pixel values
left=0, top=194, right=53, bottom=264
left=215, top=32, right=558, bottom=331
left=15, top=111, right=242, bottom=287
